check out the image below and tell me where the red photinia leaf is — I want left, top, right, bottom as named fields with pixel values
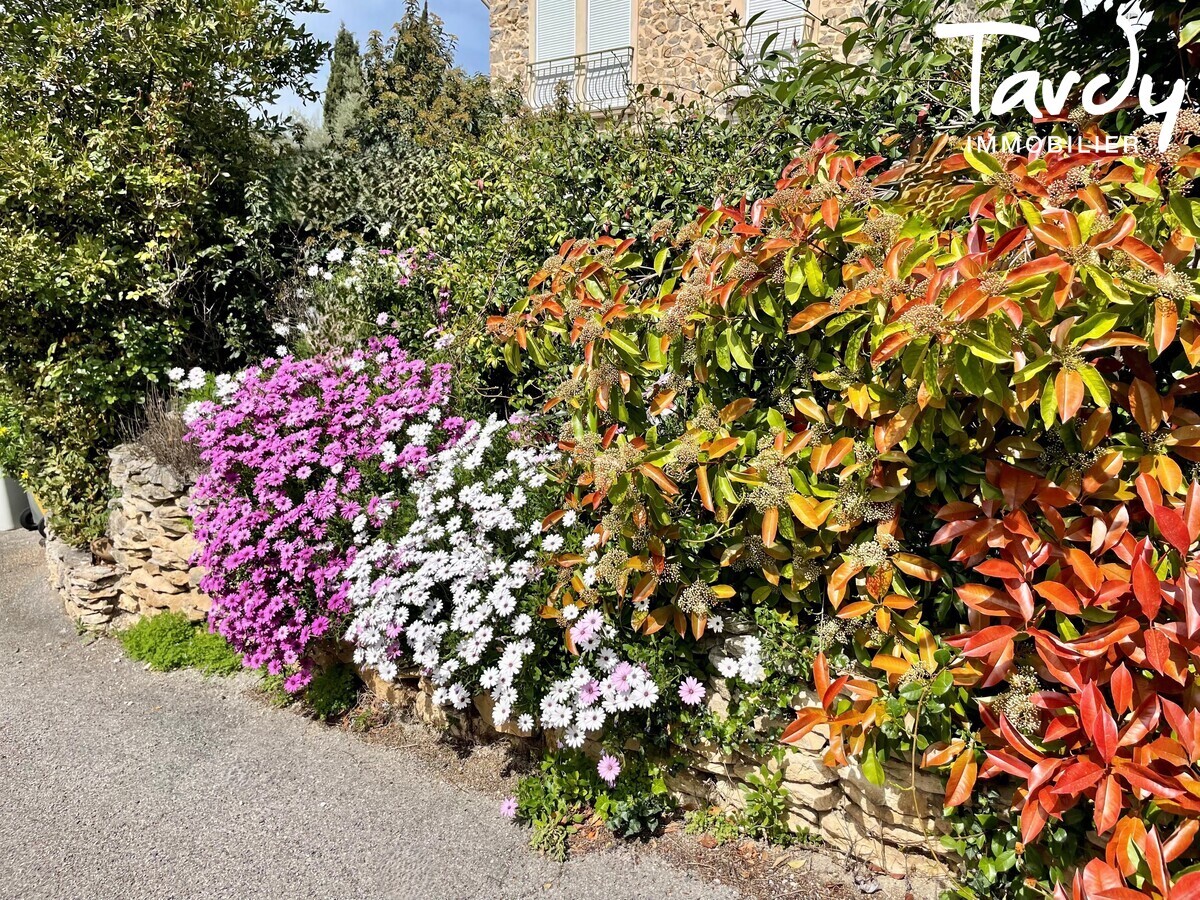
left=780, top=708, right=826, bottom=746
left=1136, top=471, right=1165, bottom=512
left=1035, top=581, right=1083, bottom=615
left=1117, top=695, right=1161, bottom=749
left=1081, top=682, right=1119, bottom=763
left=1110, top=664, right=1133, bottom=715
left=1055, top=368, right=1086, bottom=423
left=1144, top=627, right=1171, bottom=675
left=1052, top=758, right=1105, bottom=797
left=975, top=558, right=1024, bottom=580
left=948, top=624, right=1018, bottom=658
left=956, top=583, right=1020, bottom=617
left=1132, top=552, right=1163, bottom=620
left=1094, top=774, right=1124, bottom=835
left=1118, top=764, right=1184, bottom=800
left=813, top=651, right=831, bottom=700
left=1169, top=871, right=1200, bottom=900
left=1164, top=820, right=1200, bottom=863
left=1065, top=547, right=1104, bottom=594
left=985, top=748, right=1033, bottom=779
left=944, top=750, right=978, bottom=808
left=1079, top=858, right=1145, bottom=900
left=1153, top=504, right=1192, bottom=555
left=1021, top=796, right=1050, bottom=845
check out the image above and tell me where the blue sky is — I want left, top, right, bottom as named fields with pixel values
left=277, top=0, right=490, bottom=118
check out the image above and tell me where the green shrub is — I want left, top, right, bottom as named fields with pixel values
left=0, top=0, right=325, bottom=545
left=303, top=662, right=361, bottom=722
left=286, top=100, right=797, bottom=415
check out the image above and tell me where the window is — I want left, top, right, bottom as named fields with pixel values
left=531, top=0, right=577, bottom=109
left=585, top=0, right=632, bottom=109
left=744, top=0, right=810, bottom=70
left=529, top=0, right=633, bottom=111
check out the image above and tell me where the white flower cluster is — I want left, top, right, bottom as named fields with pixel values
left=538, top=653, right=659, bottom=749
left=716, top=636, right=766, bottom=684
left=343, top=415, right=663, bottom=740
left=169, top=367, right=244, bottom=423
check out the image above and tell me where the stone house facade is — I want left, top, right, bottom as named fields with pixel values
left=483, top=0, right=861, bottom=109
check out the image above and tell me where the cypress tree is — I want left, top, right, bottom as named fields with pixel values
left=323, top=24, right=365, bottom=137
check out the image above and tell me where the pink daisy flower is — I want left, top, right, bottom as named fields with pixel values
left=597, top=753, right=621, bottom=786
left=678, top=677, right=707, bottom=706
left=500, top=797, right=518, bottom=819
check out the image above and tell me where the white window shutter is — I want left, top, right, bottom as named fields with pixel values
left=746, top=0, right=806, bottom=24
left=585, top=0, right=632, bottom=109
left=745, top=0, right=809, bottom=66
left=587, top=0, right=632, bottom=54
left=535, top=0, right=576, bottom=62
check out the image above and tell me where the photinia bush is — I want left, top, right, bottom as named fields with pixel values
left=493, top=118, right=1200, bottom=894
left=185, top=337, right=459, bottom=690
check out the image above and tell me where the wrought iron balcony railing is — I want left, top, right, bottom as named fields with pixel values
left=743, top=14, right=813, bottom=72
left=528, top=47, right=634, bottom=112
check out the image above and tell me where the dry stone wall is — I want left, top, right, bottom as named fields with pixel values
left=107, top=446, right=209, bottom=622
left=43, top=445, right=209, bottom=631
left=42, top=443, right=951, bottom=883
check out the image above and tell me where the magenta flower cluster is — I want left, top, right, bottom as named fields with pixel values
left=185, top=337, right=458, bottom=691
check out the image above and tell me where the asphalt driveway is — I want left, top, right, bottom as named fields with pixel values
left=0, top=529, right=734, bottom=900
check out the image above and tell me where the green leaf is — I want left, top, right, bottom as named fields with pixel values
left=1078, top=365, right=1111, bottom=407
left=1181, top=19, right=1200, bottom=47
left=963, top=145, right=1002, bottom=176
left=1040, top=376, right=1058, bottom=429
left=960, top=332, right=1011, bottom=364
left=862, top=744, right=885, bottom=786
left=1070, top=312, right=1119, bottom=343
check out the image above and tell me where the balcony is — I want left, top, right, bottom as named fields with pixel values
left=743, top=14, right=813, bottom=73
left=528, top=47, right=634, bottom=112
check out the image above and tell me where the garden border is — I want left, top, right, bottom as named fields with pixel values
left=40, top=443, right=957, bottom=883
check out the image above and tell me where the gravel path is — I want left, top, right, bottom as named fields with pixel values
left=0, top=529, right=736, bottom=900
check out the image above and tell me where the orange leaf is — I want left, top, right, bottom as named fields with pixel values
left=762, top=506, right=779, bottom=547
left=945, top=751, right=979, bottom=808
left=1130, top=378, right=1163, bottom=432
left=719, top=398, right=756, bottom=424
left=1154, top=301, right=1179, bottom=355
left=1055, top=368, right=1085, bottom=423
left=788, top=303, right=835, bottom=334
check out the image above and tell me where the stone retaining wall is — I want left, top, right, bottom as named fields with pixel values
left=107, top=446, right=209, bottom=622
left=43, top=444, right=952, bottom=883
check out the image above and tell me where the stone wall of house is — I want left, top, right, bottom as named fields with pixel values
left=43, top=445, right=950, bottom=883
left=487, top=0, right=868, bottom=108
left=810, top=0, right=866, bottom=51
left=635, top=0, right=736, bottom=104
left=489, top=0, right=531, bottom=91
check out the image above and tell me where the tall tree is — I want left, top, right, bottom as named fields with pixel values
left=323, top=24, right=365, bottom=139
left=0, top=0, right=325, bottom=543
left=359, top=0, right=499, bottom=147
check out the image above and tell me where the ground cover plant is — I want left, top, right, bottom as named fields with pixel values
left=120, top=612, right=242, bottom=676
